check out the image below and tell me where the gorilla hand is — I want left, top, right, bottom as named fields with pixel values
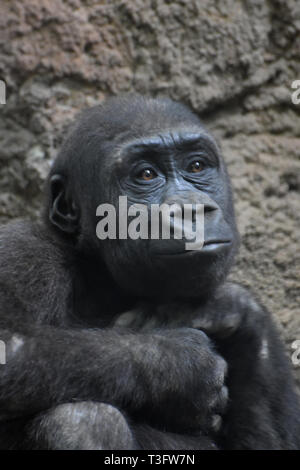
left=132, top=328, right=228, bottom=434
left=190, top=284, right=264, bottom=341
left=114, top=299, right=241, bottom=339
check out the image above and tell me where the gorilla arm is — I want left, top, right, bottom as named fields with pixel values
left=210, top=284, right=300, bottom=450
left=0, top=322, right=148, bottom=420
left=0, top=321, right=229, bottom=436
left=0, top=313, right=226, bottom=434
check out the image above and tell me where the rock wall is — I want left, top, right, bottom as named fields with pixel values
left=0, top=0, right=300, bottom=384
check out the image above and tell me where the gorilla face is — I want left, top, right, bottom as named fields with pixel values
left=48, top=96, right=239, bottom=299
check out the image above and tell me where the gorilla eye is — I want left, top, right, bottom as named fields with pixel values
left=138, top=168, right=157, bottom=181
left=188, top=161, right=203, bottom=173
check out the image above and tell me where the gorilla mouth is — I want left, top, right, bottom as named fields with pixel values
left=202, top=240, right=231, bottom=249
left=151, top=240, right=231, bottom=256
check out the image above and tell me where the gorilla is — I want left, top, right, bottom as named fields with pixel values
left=0, top=95, right=300, bottom=450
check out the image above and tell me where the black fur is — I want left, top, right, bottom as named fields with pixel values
left=0, top=95, right=299, bottom=449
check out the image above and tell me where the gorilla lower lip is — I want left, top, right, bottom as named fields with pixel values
left=201, top=241, right=231, bottom=251
left=152, top=240, right=231, bottom=256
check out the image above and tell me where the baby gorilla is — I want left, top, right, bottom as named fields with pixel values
left=0, top=95, right=299, bottom=450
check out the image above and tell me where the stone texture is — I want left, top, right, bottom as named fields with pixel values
left=0, top=0, right=300, bottom=384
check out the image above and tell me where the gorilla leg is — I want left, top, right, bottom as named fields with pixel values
left=27, top=402, right=138, bottom=450
left=26, top=402, right=217, bottom=450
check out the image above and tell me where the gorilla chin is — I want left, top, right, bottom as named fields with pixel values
left=108, top=241, right=236, bottom=300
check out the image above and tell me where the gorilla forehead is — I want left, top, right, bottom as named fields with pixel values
left=53, top=95, right=210, bottom=176
left=63, top=96, right=201, bottom=151
left=81, top=95, right=202, bottom=138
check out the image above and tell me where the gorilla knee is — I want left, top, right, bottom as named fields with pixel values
left=29, top=402, right=137, bottom=450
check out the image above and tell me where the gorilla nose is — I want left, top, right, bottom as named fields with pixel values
left=162, top=193, right=218, bottom=223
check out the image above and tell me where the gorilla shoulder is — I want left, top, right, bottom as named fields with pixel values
left=0, top=220, right=72, bottom=326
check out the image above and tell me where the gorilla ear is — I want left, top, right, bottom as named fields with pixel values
left=49, top=175, right=79, bottom=234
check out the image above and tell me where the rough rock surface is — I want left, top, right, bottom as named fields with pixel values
left=0, top=0, right=300, bottom=385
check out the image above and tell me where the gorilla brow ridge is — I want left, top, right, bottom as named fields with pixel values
left=111, top=130, right=220, bottom=168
